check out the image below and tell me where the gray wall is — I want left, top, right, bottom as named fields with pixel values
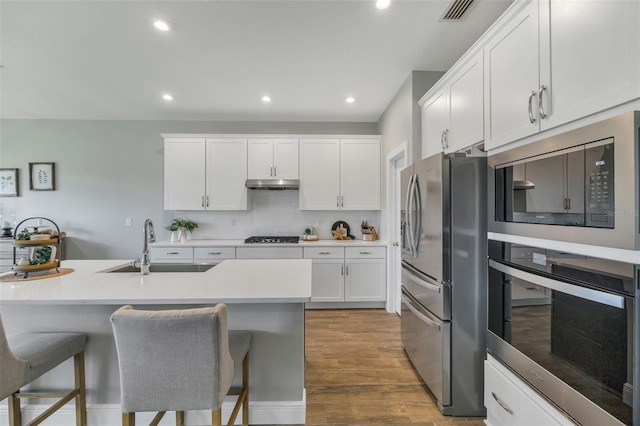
left=376, top=71, right=443, bottom=207
left=0, top=119, right=377, bottom=260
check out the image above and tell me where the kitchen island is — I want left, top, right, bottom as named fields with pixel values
left=0, top=259, right=311, bottom=425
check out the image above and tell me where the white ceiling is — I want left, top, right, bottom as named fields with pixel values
left=0, top=0, right=512, bottom=122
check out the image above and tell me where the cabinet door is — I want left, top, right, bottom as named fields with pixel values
left=539, top=0, right=640, bottom=131
left=164, top=138, right=206, bottom=210
left=248, top=138, right=274, bottom=179
left=299, top=139, right=340, bottom=210
left=448, top=53, right=484, bottom=153
left=340, top=139, right=380, bottom=210
left=422, top=90, right=449, bottom=159
left=274, top=139, right=299, bottom=179
left=485, top=0, right=540, bottom=150
left=205, top=138, right=248, bottom=210
left=344, top=258, right=386, bottom=302
left=311, top=259, right=345, bottom=302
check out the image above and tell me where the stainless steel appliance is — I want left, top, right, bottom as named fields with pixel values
left=400, top=152, right=487, bottom=416
left=244, top=179, right=299, bottom=190
left=244, top=236, right=300, bottom=244
left=489, top=111, right=640, bottom=249
left=487, top=240, right=638, bottom=425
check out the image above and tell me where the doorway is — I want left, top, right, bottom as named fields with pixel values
left=385, top=141, right=409, bottom=314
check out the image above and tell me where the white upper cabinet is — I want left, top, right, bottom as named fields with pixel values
left=299, top=139, right=341, bottom=210
left=164, top=138, right=207, bottom=210
left=422, top=89, right=449, bottom=158
left=340, top=139, right=381, bottom=210
left=206, top=138, right=248, bottom=210
left=421, top=52, right=484, bottom=158
left=164, top=137, right=248, bottom=211
left=448, top=52, right=484, bottom=152
left=299, top=138, right=380, bottom=210
left=538, top=0, right=640, bottom=130
left=485, top=0, right=640, bottom=151
left=248, top=138, right=299, bottom=180
left=484, top=0, right=540, bottom=150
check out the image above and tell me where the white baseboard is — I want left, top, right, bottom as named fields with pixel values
left=0, top=391, right=306, bottom=425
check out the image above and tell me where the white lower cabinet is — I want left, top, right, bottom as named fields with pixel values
left=235, top=247, right=303, bottom=259
left=305, top=246, right=386, bottom=303
left=485, top=355, right=573, bottom=426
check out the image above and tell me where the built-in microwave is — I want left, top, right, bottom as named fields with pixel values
left=487, top=240, right=639, bottom=425
left=488, top=111, right=640, bottom=250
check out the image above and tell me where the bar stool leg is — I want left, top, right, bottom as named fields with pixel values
left=242, top=354, right=249, bottom=426
left=122, top=412, right=135, bottom=426
left=74, top=351, right=87, bottom=426
left=8, top=393, right=21, bottom=426
left=176, top=410, right=185, bottom=425
left=212, top=409, right=222, bottom=426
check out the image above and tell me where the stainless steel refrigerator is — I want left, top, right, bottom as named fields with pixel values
left=400, top=152, right=487, bottom=416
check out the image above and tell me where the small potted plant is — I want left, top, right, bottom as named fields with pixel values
left=164, top=221, right=181, bottom=242
left=166, top=218, right=198, bottom=242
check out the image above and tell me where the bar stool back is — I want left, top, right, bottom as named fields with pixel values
left=110, top=304, right=250, bottom=426
left=0, top=315, right=87, bottom=426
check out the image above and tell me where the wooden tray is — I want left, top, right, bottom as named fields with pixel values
left=12, top=238, right=58, bottom=245
left=12, top=259, right=60, bottom=272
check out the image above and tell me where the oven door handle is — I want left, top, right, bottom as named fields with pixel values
left=401, top=294, right=441, bottom=330
left=489, top=260, right=626, bottom=309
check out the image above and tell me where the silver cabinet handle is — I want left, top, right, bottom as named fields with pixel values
left=491, top=392, right=513, bottom=415
left=206, top=195, right=209, bottom=207
left=341, top=195, right=344, bottom=207
left=528, top=90, right=536, bottom=123
left=318, top=251, right=331, bottom=255
left=341, top=265, right=344, bottom=275
left=165, top=252, right=179, bottom=255
left=444, top=129, right=449, bottom=149
left=392, top=241, right=399, bottom=247
left=270, top=166, right=273, bottom=177
left=359, top=251, right=372, bottom=255
left=337, top=195, right=340, bottom=208
left=208, top=252, right=222, bottom=255
left=538, top=85, right=547, bottom=119
left=440, top=131, right=446, bottom=150
left=201, top=196, right=205, bottom=207
left=273, top=166, right=277, bottom=177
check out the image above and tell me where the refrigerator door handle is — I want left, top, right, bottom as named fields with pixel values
left=406, top=174, right=416, bottom=256
left=402, top=262, right=442, bottom=293
left=412, top=174, right=422, bottom=255
left=401, top=294, right=441, bottom=330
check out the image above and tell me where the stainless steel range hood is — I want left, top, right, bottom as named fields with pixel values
left=245, top=179, right=300, bottom=190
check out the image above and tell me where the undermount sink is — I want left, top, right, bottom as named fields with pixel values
left=103, top=263, right=216, bottom=273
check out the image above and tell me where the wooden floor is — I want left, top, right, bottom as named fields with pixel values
left=304, top=309, right=485, bottom=426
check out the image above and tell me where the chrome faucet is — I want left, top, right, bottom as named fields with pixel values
left=132, top=219, right=156, bottom=275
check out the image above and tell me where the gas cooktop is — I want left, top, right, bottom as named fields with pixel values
left=244, top=236, right=300, bottom=244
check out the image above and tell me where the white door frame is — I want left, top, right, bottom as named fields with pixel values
left=385, top=140, right=409, bottom=314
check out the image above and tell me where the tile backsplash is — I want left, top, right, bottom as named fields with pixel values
left=163, top=190, right=381, bottom=241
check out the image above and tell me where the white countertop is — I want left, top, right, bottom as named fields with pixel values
left=150, top=239, right=388, bottom=247
left=0, top=259, right=312, bottom=305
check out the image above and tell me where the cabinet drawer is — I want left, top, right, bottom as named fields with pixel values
left=345, top=246, right=385, bottom=259
left=304, top=247, right=344, bottom=259
left=194, top=247, right=235, bottom=262
left=484, top=359, right=564, bottom=426
left=236, top=247, right=303, bottom=259
left=149, top=246, right=194, bottom=263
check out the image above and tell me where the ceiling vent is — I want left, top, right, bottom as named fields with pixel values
left=441, top=0, right=476, bottom=21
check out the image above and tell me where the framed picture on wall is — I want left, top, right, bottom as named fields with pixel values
left=29, top=162, right=55, bottom=191
left=0, top=168, right=19, bottom=197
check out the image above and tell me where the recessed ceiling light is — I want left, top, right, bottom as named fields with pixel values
left=376, top=0, right=391, bottom=10
left=262, top=96, right=271, bottom=103
left=346, top=97, right=355, bottom=103
left=153, top=19, right=170, bottom=31
left=162, top=94, right=173, bottom=101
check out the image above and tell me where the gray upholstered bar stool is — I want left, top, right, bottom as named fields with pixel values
left=110, top=304, right=251, bottom=426
left=0, top=314, right=87, bottom=426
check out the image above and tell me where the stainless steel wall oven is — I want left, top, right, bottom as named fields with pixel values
left=487, top=240, right=639, bottom=425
